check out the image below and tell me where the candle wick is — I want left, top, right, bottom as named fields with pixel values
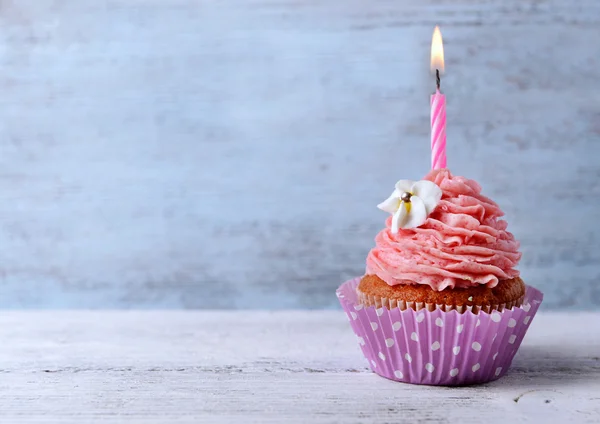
left=435, top=69, right=441, bottom=91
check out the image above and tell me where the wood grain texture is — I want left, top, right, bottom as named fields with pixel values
left=0, top=0, right=598, bottom=308
left=0, top=311, right=599, bottom=423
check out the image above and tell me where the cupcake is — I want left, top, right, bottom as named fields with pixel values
left=337, top=168, right=543, bottom=386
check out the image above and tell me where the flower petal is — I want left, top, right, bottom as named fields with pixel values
left=377, top=191, right=401, bottom=214
left=394, top=180, right=414, bottom=194
left=391, top=204, right=408, bottom=233
left=402, top=196, right=428, bottom=229
left=411, top=180, right=442, bottom=214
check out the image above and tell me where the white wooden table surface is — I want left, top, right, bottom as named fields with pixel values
left=1, top=312, right=598, bottom=423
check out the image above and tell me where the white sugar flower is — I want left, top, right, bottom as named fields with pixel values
left=377, top=179, right=442, bottom=233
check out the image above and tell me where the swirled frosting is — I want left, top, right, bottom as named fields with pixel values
left=365, top=169, right=521, bottom=291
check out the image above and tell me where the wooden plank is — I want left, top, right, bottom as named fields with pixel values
left=0, top=311, right=598, bottom=422
left=0, top=0, right=598, bottom=308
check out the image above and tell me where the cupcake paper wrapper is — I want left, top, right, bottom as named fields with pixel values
left=337, top=277, right=544, bottom=386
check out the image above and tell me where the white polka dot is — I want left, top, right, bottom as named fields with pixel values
left=431, top=341, right=441, bottom=351
left=449, top=368, right=459, bottom=377
left=435, top=318, right=444, bottom=327
left=508, top=318, right=516, bottom=328
left=476, top=319, right=481, bottom=327
left=357, top=336, right=365, bottom=346
left=523, top=316, right=531, bottom=325
left=491, top=311, right=502, bottom=322
left=472, top=363, right=481, bottom=372
left=425, top=363, right=435, bottom=373
left=350, top=312, right=357, bottom=320
left=378, top=352, right=386, bottom=360
left=472, top=342, right=482, bottom=352
left=385, top=338, right=395, bottom=347
left=354, top=304, right=364, bottom=311
left=509, top=335, right=517, bottom=344
left=370, top=322, right=379, bottom=331
left=405, top=353, right=412, bottom=363
left=456, top=324, right=464, bottom=333
left=376, top=308, right=384, bottom=316
left=495, top=367, right=502, bottom=376
left=392, top=321, right=402, bottom=331
left=493, top=352, right=498, bottom=360
left=371, top=360, right=377, bottom=368
left=416, top=313, right=425, bottom=323
left=394, top=370, right=403, bottom=379
left=452, top=346, right=461, bottom=355
left=523, top=303, right=531, bottom=312
left=410, top=332, right=419, bottom=341
left=492, top=333, right=497, bottom=341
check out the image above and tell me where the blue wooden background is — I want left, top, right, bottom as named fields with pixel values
left=0, top=0, right=598, bottom=309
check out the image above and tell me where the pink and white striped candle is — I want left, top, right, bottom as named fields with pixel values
left=430, top=26, right=446, bottom=170
left=430, top=90, right=446, bottom=169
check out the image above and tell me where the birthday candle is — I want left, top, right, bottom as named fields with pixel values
left=430, top=26, right=446, bottom=170
left=431, top=89, right=446, bottom=169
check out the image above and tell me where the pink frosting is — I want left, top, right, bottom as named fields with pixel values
left=365, top=169, right=521, bottom=291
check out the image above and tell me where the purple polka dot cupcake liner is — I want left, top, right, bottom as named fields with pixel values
left=337, top=277, right=543, bottom=386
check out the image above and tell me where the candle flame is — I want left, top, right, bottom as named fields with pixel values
left=430, top=26, right=444, bottom=73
